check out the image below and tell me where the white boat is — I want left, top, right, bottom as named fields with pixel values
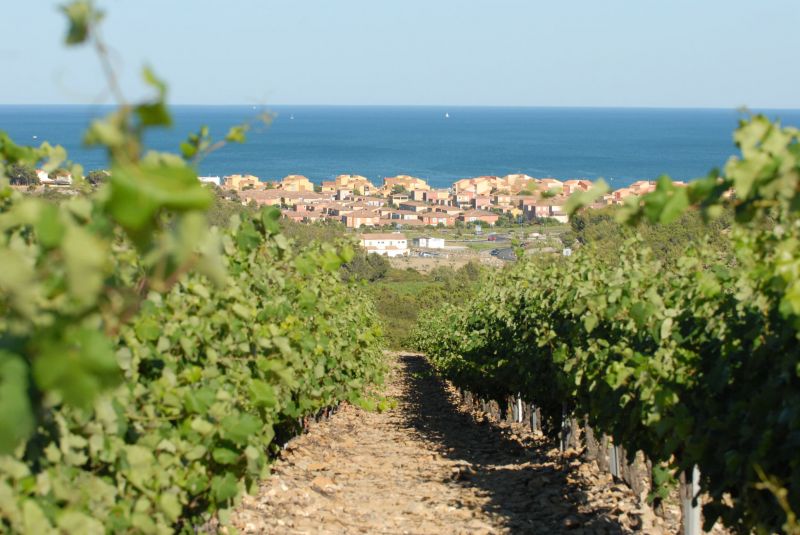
left=445, top=112, right=450, bottom=119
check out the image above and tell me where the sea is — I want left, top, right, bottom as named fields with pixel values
left=1, top=105, right=799, bottom=190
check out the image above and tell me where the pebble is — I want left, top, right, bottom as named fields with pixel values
left=223, top=354, right=690, bottom=534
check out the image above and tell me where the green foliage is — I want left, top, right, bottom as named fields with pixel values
left=205, top=186, right=254, bottom=228
left=372, top=262, right=482, bottom=348
left=412, top=116, right=800, bottom=533
left=5, top=164, right=38, bottom=186
left=84, top=169, right=109, bottom=186
left=342, top=251, right=390, bottom=282
left=0, top=3, right=385, bottom=531
left=570, top=205, right=733, bottom=267
left=279, top=218, right=347, bottom=248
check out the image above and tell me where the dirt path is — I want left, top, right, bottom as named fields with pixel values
left=229, top=354, right=666, bottom=534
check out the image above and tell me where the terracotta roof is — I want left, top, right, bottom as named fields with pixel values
left=360, top=233, right=408, bottom=240
left=461, top=210, right=498, bottom=217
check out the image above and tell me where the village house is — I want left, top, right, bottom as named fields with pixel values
left=383, top=175, right=431, bottom=194
left=277, top=191, right=331, bottom=207
left=413, top=237, right=445, bottom=249
left=198, top=176, right=221, bottom=186
left=239, top=189, right=283, bottom=206
left=336, top=188, right=354, bottom=200
left=279, top=175, right=315, bottom=192
left=453, top=176, right=495, bottom=195
left=523, top=196, right=570, bottom=223
left=420, top=213, right=455, bottom=226
left=499, top=174, right=536, bottom=194
left=454, top=191, right=476, bottom=208
left=334, top=174, right=376, bottom=195
left=359, top=233, right=409, bottom=257
left=424, top=189, right=451, bottom=205
left=388, top=193, right=410, bottom=206
left=562, top=179, right=593, bottom=195
left=223, top=174, right=261, bottom=191
left=357, top=196, right=386, bottom=207
left=281, top=210, right=306, bottom=223
left=388, top=209, right=423, bottom=221
left=495, top=204, right=520, bottom=215
left=538, top=178, right=564, bottom=193
left=36, top=168, right=73, bottom=186
left=343, top=210, right=381, bottom=228
left=434, top=206, right=462, bottom=216
left=410, top=189, right=428, bottom=202
left=459, top=210, right=500, bottom=226
left=492, top=193, right=512, bottom=205
left=397, top=200, right=429, bottom=213
left=388, top=218, right=427, bottom=228
left=471, top=196, right=492, bottom=210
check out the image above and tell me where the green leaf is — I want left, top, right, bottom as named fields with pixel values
left=107, top=163, right=212, bottom=239
left=249, top=380, right=277, bottom=408
left=0, top=352, right=34, bottom=453
left=34, top=204, right=65, bottom=248
left=159, top=493, right=182, bottom=523
left=32, top=327, right=121, bottom=408
left=60, top=1, right=104, bottom=45
left=62, top=225, right=107, bottom=306
left=260, top=207, right=281, bottom=235
left=225, top=124, right=249, bottom=144
left=212, top=448, right=239, bottom=465
left=583, top=314, right=598, bottom=334
left=659, top=186, right=689, bottom=224
left=210, top=473, right=239, bottom=502
left=57, top=511, right=104, bottom=535
left=565, top=179, right=609, bottom=215
left=220, top=413, right=261, bottom=445
left=134, top=318, right=161, bottom=342
left=136, top=102, right=171, bottom=128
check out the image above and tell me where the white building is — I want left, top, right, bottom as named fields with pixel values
left=36, top=169, right=72, bottom=185
left=413, top=237, right=445, bottom=249
left=359, top=233, right=409, bottom=257
left=199, top=176, right=222, bottom=186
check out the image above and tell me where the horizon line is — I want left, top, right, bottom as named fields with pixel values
left=1, top=103, right=800, bottom=112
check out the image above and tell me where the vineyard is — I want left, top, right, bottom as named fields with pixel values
left=2, top=2, right=800, bottom=534
left=412, top=116, right=800, bottom=533
left=0, top=3, right=384, bottom=533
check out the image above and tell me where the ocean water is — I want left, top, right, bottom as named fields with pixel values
left=1, top=105, right=799, bottom=190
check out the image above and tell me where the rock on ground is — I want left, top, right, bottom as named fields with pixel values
left=226, top=354, right=673, bottom=534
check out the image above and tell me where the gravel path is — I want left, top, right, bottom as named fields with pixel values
left=229, top=354, right=668, bottom=534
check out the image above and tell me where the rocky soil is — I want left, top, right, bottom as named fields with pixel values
left=227, top=354, right=677, bottom=534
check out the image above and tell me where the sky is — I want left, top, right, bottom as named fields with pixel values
left=1, top=0, right=798, bottom=108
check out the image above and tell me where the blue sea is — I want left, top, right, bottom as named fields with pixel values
left=1, top=105, right=799, bottom=189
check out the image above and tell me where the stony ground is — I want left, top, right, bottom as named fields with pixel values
left=228, top=354, right=674, bottom=534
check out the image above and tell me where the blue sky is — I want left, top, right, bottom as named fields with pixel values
left=1, top=0, right=798, bottom=108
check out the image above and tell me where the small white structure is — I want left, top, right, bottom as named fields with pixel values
left=413, top=237, right=445, bottom=249
left=37, top=169, right=72, bottom=185
left=360, top=233, right=409, bottom=257
left=198, top=176, right=222, bottom=186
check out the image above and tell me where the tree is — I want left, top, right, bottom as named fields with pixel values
left=6, top=163, right=38, bottom=186
left=341, top=251, right=390, bottom=282
left=391, top=185, right=408, bottom=195
left=85, top=169, right=109, bottom=186
left=49, top=168, right=71, bottom=179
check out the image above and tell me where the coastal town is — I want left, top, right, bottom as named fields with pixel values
left=200, top=172, right=678, bottom=229
left=17, top=168, right=681, bottom=259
